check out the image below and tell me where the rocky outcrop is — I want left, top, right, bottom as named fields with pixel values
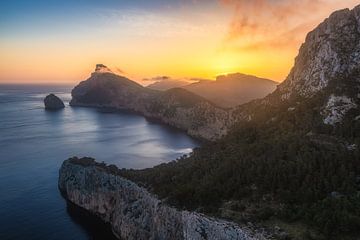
left=59, top=158, right=267, bottom=240
left=321, top=94, right=357, bottom=125
left=70, top=65, right=233, bottom=140
left=239, top=5, right=360, bottom=126
left=277, top=5, right=360, bottom=98
left=44, top=94, right=65, bottom=110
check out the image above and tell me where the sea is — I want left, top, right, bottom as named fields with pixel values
left=0, top=84, right=200, bottom=240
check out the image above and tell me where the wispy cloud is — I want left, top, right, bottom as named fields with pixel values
left=219, top=0, right=359, bottom=51
left=143, top=76, right=171, bottom=81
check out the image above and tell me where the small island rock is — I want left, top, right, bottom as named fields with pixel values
left=44, top=94, right=65, bottom=110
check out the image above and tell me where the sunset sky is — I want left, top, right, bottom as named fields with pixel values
left=0, top=0, right=359, bottom=84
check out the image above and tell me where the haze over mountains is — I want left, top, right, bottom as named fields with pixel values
left=147, top=73, right=278, bottom=108
left=146, top=77, right=191, bottom=91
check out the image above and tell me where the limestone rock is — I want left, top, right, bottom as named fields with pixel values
left=278, top=5, right=360, bottom=97
left=59, top=158, right=267, bottom=240
left=322, top=95, right=356, bottom=125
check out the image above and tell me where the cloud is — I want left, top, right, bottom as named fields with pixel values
left=143, top=76, right=171, bottom=81
left=189, top=77, right=212, bottom=82
left=142, top=75, right=204, bottom=83
left=114, top=67, right=125, bottom=74
left=219, top=0, right=359, bottom=52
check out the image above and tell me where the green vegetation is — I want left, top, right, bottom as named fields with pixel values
left=120, top=82, right=360, bottom=239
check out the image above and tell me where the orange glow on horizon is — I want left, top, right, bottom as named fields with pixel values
left=1, top=1, right=359, bottom=85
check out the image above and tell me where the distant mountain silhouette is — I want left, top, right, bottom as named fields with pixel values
left=147, top=79, right=190, bottom=91
left=147, top=73, right=277, bottom=108
left=182, top=73, right=277, bottom=108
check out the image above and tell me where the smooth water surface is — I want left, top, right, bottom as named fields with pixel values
left=0, top=84, right=200, bottom=240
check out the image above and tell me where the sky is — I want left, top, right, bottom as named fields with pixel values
left=0, top=0, right=359, bottom=84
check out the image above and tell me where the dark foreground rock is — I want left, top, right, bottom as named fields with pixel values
left=44, top=94, right=65, bottom=110
left=59, top=158, right=268, bottom=240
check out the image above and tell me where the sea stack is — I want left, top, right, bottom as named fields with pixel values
left=44, top=94, right=65, bottom=110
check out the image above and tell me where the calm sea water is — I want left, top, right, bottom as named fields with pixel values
left=0, top=84, right=200, bottom=240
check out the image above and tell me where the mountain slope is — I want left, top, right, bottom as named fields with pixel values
left=70, top=66, right=232, bottom=140
left=119, top=5, right=360, bottom=239
left=182, top=73, right=277, bottom=108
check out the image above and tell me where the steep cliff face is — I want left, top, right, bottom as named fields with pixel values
left=239, top=5, right=360, bottom=126
left=278, top=6, right=360, bottom=97
left=70, top=66, right=232, bottom=140
left=59, top=158, right=267, bottom=240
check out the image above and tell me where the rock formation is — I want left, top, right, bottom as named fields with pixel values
left=235, top=5, right=360, bottom=125
left=44, top=94, right=65, bottom=110
left=70, top=65, right=233, bottom=140
left=277, top=6, right=360, bottom=99
left=59, top=158, right=267, bottom=240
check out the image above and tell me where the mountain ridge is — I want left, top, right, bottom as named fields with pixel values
left=70, top=68, right=232, bottom=140
left=147, top=73, right=277, bottom=108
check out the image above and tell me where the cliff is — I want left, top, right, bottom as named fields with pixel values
left=232, top=5, right=360, bottom=126
left=59, top=157, right=268, bottom=240
left=278, top=6, right=360, bottom=98
left=70, top=66, right=232, bottom=140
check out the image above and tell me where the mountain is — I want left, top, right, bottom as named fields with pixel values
left=182, top=73, right=277, bottom=108
left=62, top=5, right=360, bottom=240
left=115, top=6, right=360, bottom=239
left=147, top=79, right=191, bottom=91
left=147, top=74, right=277, bottom=108
left=70, top=65, right=232, bottom=140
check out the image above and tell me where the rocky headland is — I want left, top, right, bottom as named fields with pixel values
left=59, top=157, right=268, bottom=240
left=70, top=64, right=233, bottom=140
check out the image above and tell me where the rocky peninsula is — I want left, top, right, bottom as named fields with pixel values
left=59, top=157, right=268, bottom=240
left=70, top=64, right=234, bottom=140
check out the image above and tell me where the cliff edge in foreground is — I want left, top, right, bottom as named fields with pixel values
left=59, top=157, right=268, bottom=240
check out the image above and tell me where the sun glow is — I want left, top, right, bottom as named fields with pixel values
left=0, top=1, right=359, bottom=84
left=213, top=53, right=241, bottom=76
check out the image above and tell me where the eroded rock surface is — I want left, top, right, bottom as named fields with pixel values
left=278, top=5, right=360, bottom=97
left=59, top=158, right=267, bottom=240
